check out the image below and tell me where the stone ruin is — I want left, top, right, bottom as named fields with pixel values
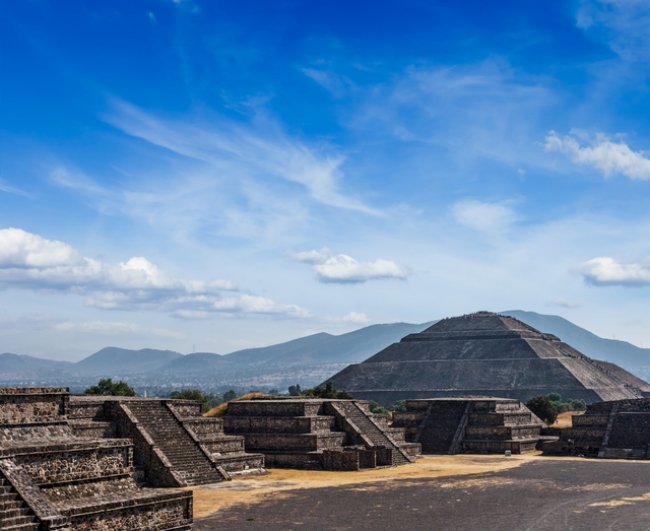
left=220, top=399, right=421, bottom=470
left=542, top=398, right=650, bottom=459
left=0, top=387, right=192, bottom=531
left=326, top=312, right=650, bottom=407
left=68, top=395, right=266, bottom=486
left=392, top=397, right=545, bottom=454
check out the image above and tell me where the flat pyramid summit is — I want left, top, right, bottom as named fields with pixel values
left=326, top=312, right=650, bottom=407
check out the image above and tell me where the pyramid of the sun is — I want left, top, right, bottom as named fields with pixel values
left=326, top=312, right=650, bottom=407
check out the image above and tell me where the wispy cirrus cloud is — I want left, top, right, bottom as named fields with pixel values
left=104, top=100, right=378, bottom=215
left=451, top=200, right=518, bottom=234
left=0, top=178, right=33, bottom=198
left=0, top=228, right=309, bottom=318
left=548, top=297, right=583, bottom=309
left=287, top=248, right=407, bottom=284
left=576, top=256, right=650, bottom=287
left=545, top=131, right=650, bottom=180
left=576, top=0, right=650, bottom=62
left=353, top=61, right=555, bottom=167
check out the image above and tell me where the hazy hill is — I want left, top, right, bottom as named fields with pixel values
left=72, top=347, right=183, bottom=374
left=502, top=310, right=650, bottom=379
left=0, top=353, right=72, bottom=373
left=0, top=312, right=648, bottom=391
left=224, top=322, right=436, bottom=366
left=160, top=322, right=434, bottom=375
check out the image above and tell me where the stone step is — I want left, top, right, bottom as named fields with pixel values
left=0, top=492, right=21, bottom=503
left=0, top=507, right=33, bottom=519
left=1, top=523, right=38, bottom=531
left=0, top=500, right=23, bottom=511
left=0, top=515, right=36, bottom=527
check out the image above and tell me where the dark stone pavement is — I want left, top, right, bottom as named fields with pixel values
left=195, top=460, right=650, bottom=531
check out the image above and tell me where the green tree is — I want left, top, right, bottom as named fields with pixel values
left=525, top=395, right=558, bottom=424
left=170, top=389, right=211, bottom=412
left=392, top=400, right=407, bottom=412
left=288, top=384, right=302, bottom=396
left=84, top=378, right=136, bottom=397
left=223, top=390, right=238, bottom=402
left=303, top=381, right=353, bottom=399
left=569, top=398, right=587, bottom=411
left=547, top=392, right=562, bottom=403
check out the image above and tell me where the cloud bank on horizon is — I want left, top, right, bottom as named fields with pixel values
left=1, top=0, right=649, bottom=360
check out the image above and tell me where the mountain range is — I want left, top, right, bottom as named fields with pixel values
left=1, top=311, right=649, bottom=394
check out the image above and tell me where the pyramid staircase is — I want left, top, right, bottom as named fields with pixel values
left=221, top=399, right=418, bottom=470
left=0, top=387, right=192, bottom=531
left=393, top=397, right=543, bottom=454
left=328, top=401, right=415, bottom=465
left=542, top=398, right=650, bottom=459
left=68, top=396, right=265, bottom=487
left=0, top=472, right=37, bottom=531
left=125, top=401, right=226, bottom=486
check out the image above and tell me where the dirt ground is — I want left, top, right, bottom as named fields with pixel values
left=187, top=455, right=650, bottom=530
left=554, top=410, right=583, bottom=428
left=185, top=454, right=532, bottom=518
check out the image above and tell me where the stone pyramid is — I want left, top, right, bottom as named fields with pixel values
left=326, top=312, right=650, bottom=407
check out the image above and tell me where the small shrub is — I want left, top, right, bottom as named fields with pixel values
left=85, top=378, right=136, bottom=397
left=525, top=395, right=558, bottom=424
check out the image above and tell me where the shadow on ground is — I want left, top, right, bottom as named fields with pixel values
left=194, top=459, right=650, bottom=531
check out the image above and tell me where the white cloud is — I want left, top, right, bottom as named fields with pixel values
left=285, top=248, right=331, bottom=264
left=54, top=321, right=141, bottom=334
left=545, top=131, right=650, bottom=180
left=104, top=100, right=377, bottom=215
left=576, top=256, right=650, bottom=286
left=451, top=200, right=518, bottom=233
left=548, top=298, right=583, bottom=309
left=0, top=228, right=309, bottom=318
left=53, top=320, right=184, bottom=339
left=288, top=249, right=407, bottom=284
left=321, top=311, right=371, bottom=325
left=211, top=294, right=310, bottom=318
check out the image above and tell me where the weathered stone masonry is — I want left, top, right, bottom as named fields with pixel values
left=68, top=395, right=266, bottom=486
left=0, top=387, right=192, bottom=531
left=392, top=397, right=545, bottom=454
left=221, top=399, right=420, bottom=470
left=542, top=398, right=650, bottom=459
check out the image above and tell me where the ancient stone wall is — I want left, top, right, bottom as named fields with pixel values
left=0, top=387, right=193, bottom=531
left=322, top=449, right=360, bottom=471
left=0, top=387, right=68, bottom=424
left=394, top=398, right=543, bottom=455
left=7, top=441, right=132, bottom=485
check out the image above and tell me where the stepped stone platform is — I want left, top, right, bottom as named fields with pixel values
left=0, top=387, right=192, bottom=531
left=221, top=399, right=420, bottom=470
left=542, top=398, right=650, bottom=459
left=68, top=396, right=265, bottom=487
left=325, top=311, right=650, bottom=407
left=392, top=397, right=546, bottom=454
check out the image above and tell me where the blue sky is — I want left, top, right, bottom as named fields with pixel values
left=1, top=0, right=649, bottom=361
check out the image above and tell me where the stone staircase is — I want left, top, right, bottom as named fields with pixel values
left=331, top=401, right=414, bottom=465
left=461, top=399, right=541, bottom=454
left=125, top=401, right=225, bottom=486
left=0, top=473, right=37, bottom=531
left=0, top=387, right=193, bottom=531
left=543, top=398, right=650, bottom=459
left=393, top=398, right=544, bottom=454
left=221, top=399, right=417, bottom=470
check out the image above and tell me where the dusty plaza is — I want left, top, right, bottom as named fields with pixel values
left=191, top=455, right=650, bottom=530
